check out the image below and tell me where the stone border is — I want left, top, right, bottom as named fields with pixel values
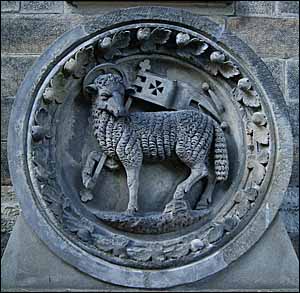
left=8, top=6, right=293, bottom=288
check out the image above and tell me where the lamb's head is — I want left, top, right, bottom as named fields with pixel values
left=85, top=73, right=127, bottom=118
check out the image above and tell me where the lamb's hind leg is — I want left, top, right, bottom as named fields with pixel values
left=124, top=166, right=140, bottom=214
left=173, top=162, right=208, bottom=200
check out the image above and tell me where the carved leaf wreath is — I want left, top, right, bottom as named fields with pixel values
left=233, top=78, right=260, bottom=107
left=43, top=71, right=68, bottom=104
left=247, top=112, right=269, bottom=145
left=204, top=51, right=240, bottom=79
left=137, top=27, right=172, bottom=52
left=64, top=46, right=95, bottom=78
left=98, top=30, right=131, bottom=60
left=247, top=149, right=269, bottom=185
left=175, top=32, right=208, bottom=59
left=31, top=107, right=51, bottom=142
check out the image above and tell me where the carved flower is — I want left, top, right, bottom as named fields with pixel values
left=175, top=32, right=208, bottom=58
left=137, top=27, right=171, bottom=52
left=233, top=77, right=260, bottom=107
left=97, top=30, right=131, bottom=60
left=205, top=51, right=240, bottom=79
left=64, top=46, right=95, bottom=78
left=43, top=71, right=67, bottom=104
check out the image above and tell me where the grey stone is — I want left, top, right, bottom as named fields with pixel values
left=276, top=1, right=299, bottom=16
left=1, top=55, right=37, bottom=97
left=64, top=1, right=234, bottom=16
left=1, top=214, right=299, bottom=290
left=263, top=58, right=285, bottom=93
left=1, top=14, right=85, bottom=54
left=280, top=209, right=299, bottom=234
left=281, top=187, right=300, bottom=210
left=287, top=102, right=299, bottom=187
left=1, top=97, right=14, bottom=141
left=1, top=142, right=11, bottom=186
left=1, top=1, right=20, bottom=12
left=286, top=59, right=299, bottom=102
left=227, top=17, right=299, bottom=58
left=236, top=1, right=275, bottom=16
left=6, top=7, right=294, bottom=288
left=20, top=1, right=63, bottom=14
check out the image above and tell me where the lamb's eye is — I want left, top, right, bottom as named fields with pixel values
left=101, top=92, right=112, bottom=100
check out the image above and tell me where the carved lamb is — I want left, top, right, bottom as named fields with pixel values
left=85, top=72, right=229, bottom=214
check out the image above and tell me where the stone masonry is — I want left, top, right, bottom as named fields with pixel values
left=1, top=1, right=299, bottom=257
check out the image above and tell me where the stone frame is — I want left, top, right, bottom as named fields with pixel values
left=8, top=6, right=293, bottom=288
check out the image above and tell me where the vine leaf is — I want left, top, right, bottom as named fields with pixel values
left=204, top=51, right=240, bottom=79
left=235, top=199, right=251, bottom=219
left=207, top=224, right=224, bottom=243
left=248, top=153, right=267, bottom=185
left=43, top=71, right=68, bottom=104
left=64, top=46, right=95, bottom=78
left=233, top=78, right=260, bottom=107
left=138, top=27, right=171, bottom=52
left=126, top=246, right=152, bottom=262
left=248, top=112, right=269, bottom=145
left=31, top=107, right=52, bottom=142
left=176, top=32, right=208, bottom=58
left=98, top=31, right=131, bottom=60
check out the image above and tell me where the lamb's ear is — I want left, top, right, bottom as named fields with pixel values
left=125, top=86, right=136, bottom=97
left=85, top=84, right=98, bottom=97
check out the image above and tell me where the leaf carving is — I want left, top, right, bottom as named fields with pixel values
left=64, top=46, right=95, bottom=78
left=248, top=112, right=269, bottom=145
left=176, top=32, right=208, bottom=58
left=205, top=51, right=240, bottom=79
left=43, top=71, right=67, bottom=104
left=207, top=224, right=224, bottom=243
left=233, top=78, right=260, bottom=107
left=138, top=27, right=171, bottom=52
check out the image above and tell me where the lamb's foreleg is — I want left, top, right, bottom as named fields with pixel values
left=173, top=162, right=208, bottom=200
left=124, top=166, right=140, bottom=214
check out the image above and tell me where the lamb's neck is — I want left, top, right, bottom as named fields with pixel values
left=91, top=106, right=126, bottom=157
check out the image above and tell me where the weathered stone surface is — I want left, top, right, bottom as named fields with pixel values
left=236, top=1, right=275, bottom=16
left=20, top=1, right=63, bottom=14
left=276, top=1, right=299, bottom=16
left=1, top=55, right=37, bottom=97
left=1, top=14, right=84, bottom=54
left=1, top=142, right=11, bottom=186
left=1, top=214, right=299, bottom=290
left=286, top=59, right=299, bottom=102
left=1, top=97, right=14, bottom=141
left=287, top=102, right=299, bottom=187
left=1, top=1, right=20, bottom=12
left=263, top=58, right=285, bottom=93
left=280, top=209, right=299, bottom=234
left=227, top=17, right=299, bottom=58
left=1, top=185, right=19, bottom=257
left=281, top=187, right=300, bottom=210
left=64, top=1, right=234, bottom=15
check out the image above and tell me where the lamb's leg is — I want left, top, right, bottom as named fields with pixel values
left=173, top=162, right=208, bottom=200
left=124, top=166, right=140, bottom=214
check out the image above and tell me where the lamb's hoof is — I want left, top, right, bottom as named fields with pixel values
left=125, top=207, right=138, bottom=216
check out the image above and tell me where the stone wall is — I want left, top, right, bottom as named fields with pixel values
left=1, top=1, right=299, bottom=257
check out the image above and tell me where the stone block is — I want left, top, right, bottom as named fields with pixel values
left=1, top=1, right=20, bottom=12
left=263, top=58, right=285, bottom=93
left=280, top=209, right=299, bottom=234
left=1, top=97, right=14, bottom=141
left=1, top=141, right=11, bottom=186
left=1, top=14, right=84, bottom=54
left=281, top=187, right=299, bottom=210
left=1, top=55, right=37, bottom=97
left=236, top=1, right=275, bottom=16
left=276, top=1, right=299, bottom=16
left=64, top=1, right=234, bottom=16
left=286, top=59, right=299, bottom=102
left=227, top=17, right=299, bottom=58
left=20, top=1, right=63, bottom=14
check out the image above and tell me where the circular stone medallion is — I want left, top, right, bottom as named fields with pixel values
left=8, top=7, right=293, bottom=289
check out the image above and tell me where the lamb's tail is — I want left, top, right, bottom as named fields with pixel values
left=213, top=121, right=229, bottom=181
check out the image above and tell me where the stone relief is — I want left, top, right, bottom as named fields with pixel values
left=9, top=10, right=291, bottom=286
